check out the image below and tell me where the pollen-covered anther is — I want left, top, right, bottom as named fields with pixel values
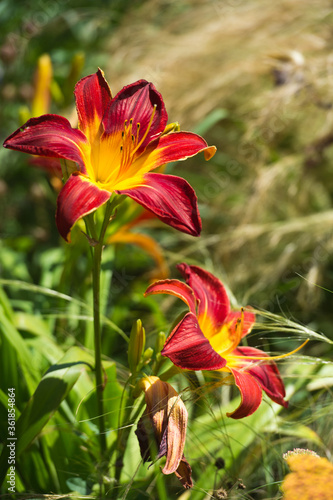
left=132, top=104, right=157, bottom=155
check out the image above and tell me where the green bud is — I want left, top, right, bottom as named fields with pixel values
left=155, top=331, right=166, bottom=354
left=141, top=347, right=154, bottom=366
left=128, top=319, right=146, bottom=374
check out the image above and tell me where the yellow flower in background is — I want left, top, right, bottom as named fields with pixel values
left=31, top=54, right=53, bottom=117
left=281, top=449, right=333, bottom=500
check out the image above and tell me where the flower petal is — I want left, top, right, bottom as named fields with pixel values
left=175, top=458, right=193, bottom=489
left=56, top=174, right=111, bottom=242
left=161, top=312, right=226, bottom=370
left=136, top=377, right=192, bottom=489
left=135, top=411, right=152, bottom=462
left=209, top=309, right=256, bottom=355
left=162, top=384, right=188, bottom=475
left=103, top=80, right=167, bottom=153
left=226, top=368, right=263, bottom=419
left=224, top=310, right=256, bottom=338
left=142, top=130, right=216, bottom=167
left=117, top=173, right=201, bottom=236
left=145, top=279, right=197, bottom=315
left=124, top=131, right=216, bottom=180
left=234, top=346, right=288, bottom=408
left=177, top=264, right=230, bottom=336
left=3, top=114, right=89, bottom=172
left=74, top=68, right=112, bottom=145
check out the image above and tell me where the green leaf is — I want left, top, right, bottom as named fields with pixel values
left=273, top=419, right=323, bottom=446
left=194, top=108, right=229, bottom=136
left=0, top=304, right=39, bottom=393
left=0, top=347, right=93, bottom=487
left=14, top=311, right=52, bottom=337
left=307, top=363, right=333, bottom=391
left=66, top=477, right=89, bottom=494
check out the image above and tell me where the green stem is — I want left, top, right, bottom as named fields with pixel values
left=92, top=241, right=107, bottom=457
left=85, top=200, right=118, bottom=472
left=113, top=392, right=145, bottom=485
left=85, top=195, right=126, bottom=487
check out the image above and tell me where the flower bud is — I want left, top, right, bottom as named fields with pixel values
left=141, top=347, right=153, bottom=366
left=155, top=331, right=166, bottom=355
left=128, top=319, right=146, bottom=374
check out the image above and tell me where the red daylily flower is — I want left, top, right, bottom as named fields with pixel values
left=145, top=264, right=289, bottom=419
left=3, top=69, right=216, bottom=241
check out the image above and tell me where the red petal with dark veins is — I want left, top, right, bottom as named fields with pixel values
left=138, top=131, right=216, bottom=170
left=117, top=173, right=201, bottom=236
left=103, top=80, right=167, bottom=153
left=224, top=310, right=256, bottom=338
left=74, top=68, right=112, bottom=142
left=226, top=368, right=263, bottom=419
left=56, top=174, right=111, bottom=242
left=161, top=312, right=226, bottom=370
left=145, top=279, right=197, bottom=315
left=3, top=115, right=88, bottom=172
left=177, top=264, right=230, bottom=331
left=234, top=346, right=288, bottom=408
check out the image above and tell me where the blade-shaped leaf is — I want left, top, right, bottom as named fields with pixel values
left=0, top=347, right=93, bottom=487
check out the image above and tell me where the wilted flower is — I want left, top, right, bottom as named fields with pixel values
left=135, top=376, right=192, bottom=488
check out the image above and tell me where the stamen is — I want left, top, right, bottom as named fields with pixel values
left=112, top=105, right=157, bottom=183
left=232, top=339, right=309, bottom=361
left=221, top=308, right=245, bottom=356
left=132, top=104, right=157, bottom=155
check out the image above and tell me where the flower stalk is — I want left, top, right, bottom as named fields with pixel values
left=85, top=197, right=123, bottom=462
left=92, top=239, right=106, bottom=456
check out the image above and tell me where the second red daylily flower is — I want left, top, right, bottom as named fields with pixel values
left=145, top=264, right=290, bottom=419
left=3, top=69, right=216, bottom=241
